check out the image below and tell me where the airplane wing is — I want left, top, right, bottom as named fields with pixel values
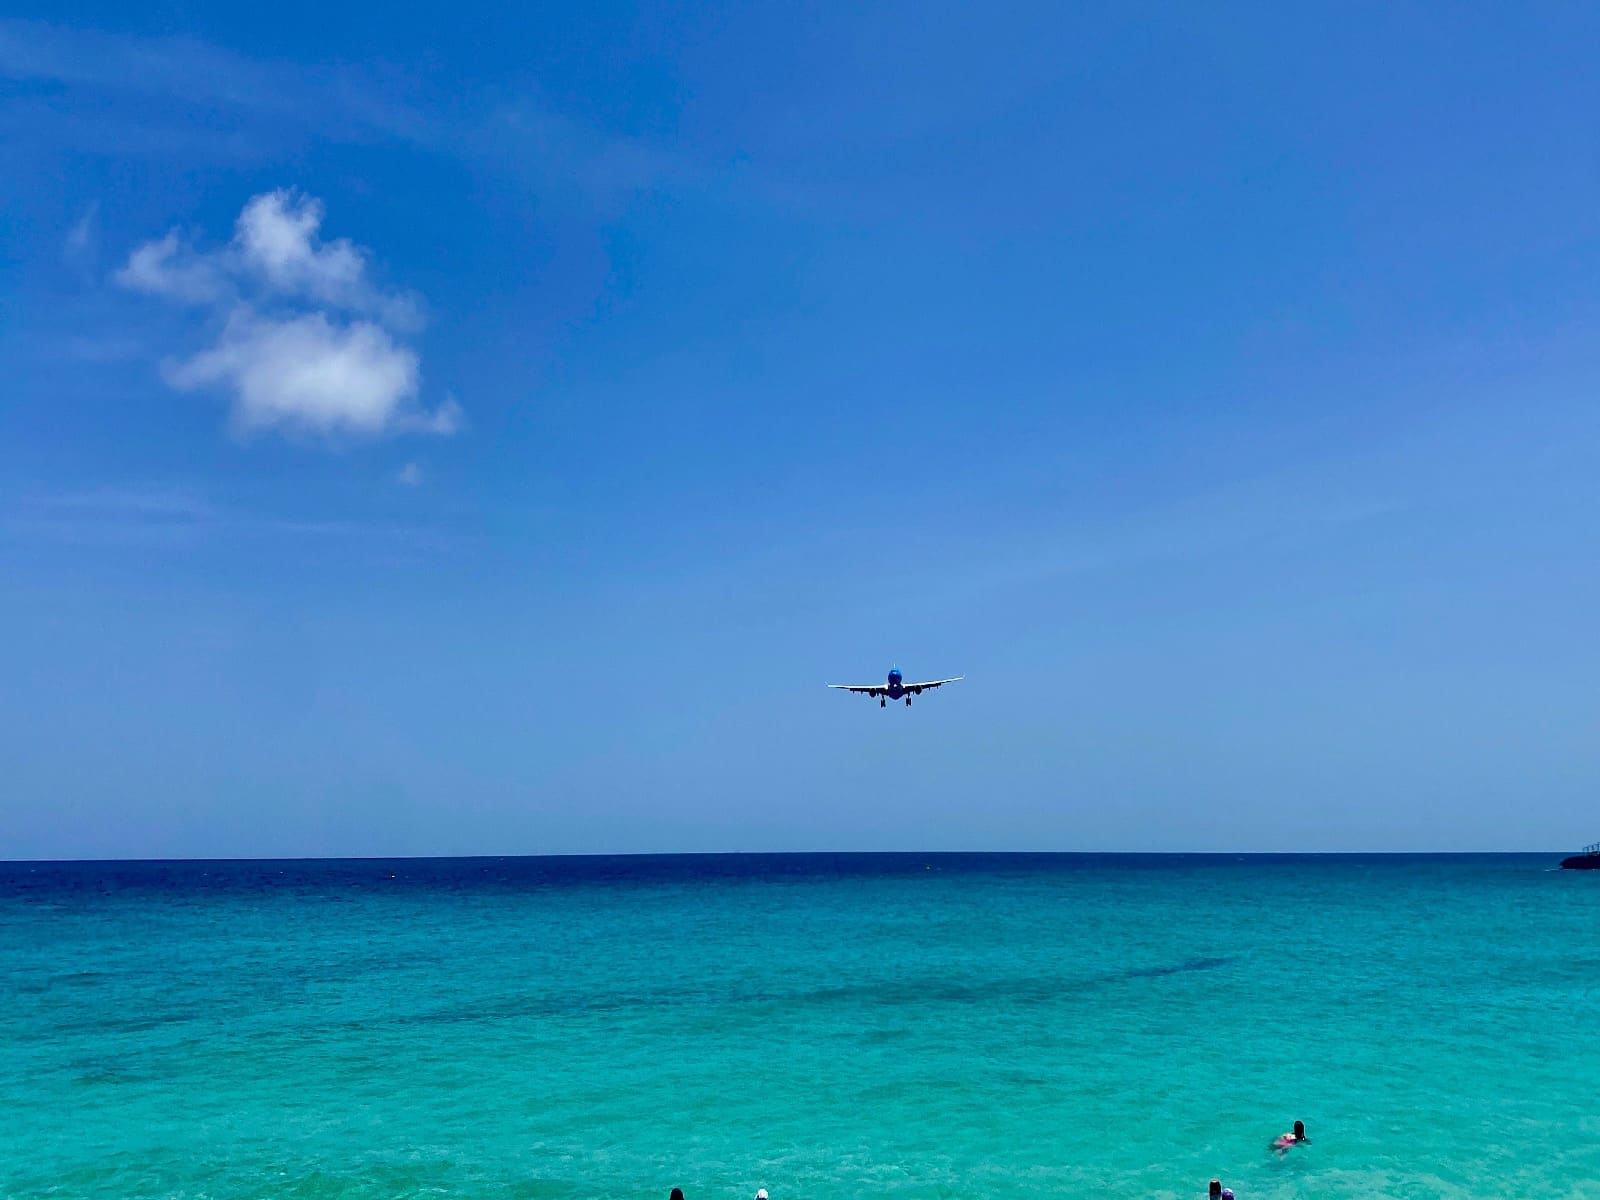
left=826, top=677, right=964, bottom=697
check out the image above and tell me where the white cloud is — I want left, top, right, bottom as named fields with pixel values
left=118, top=190, right=456, bottom=441
left=397, top=462, right=423, bottom=486
left=232, top=191, right=423, bottom=329
left=166, top=309, right=457, bottom=439
left=235, top=191, right=356, bottom=289
left=399, top=395, right=463, bottom=436
left=117, top=230, right=228, bottom=303
left=117, top=189, right=421, bottom=324
left=64, top=201, right=98, bottom=263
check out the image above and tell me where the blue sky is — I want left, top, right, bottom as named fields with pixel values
left=3, top=4, right=1598, bottom=857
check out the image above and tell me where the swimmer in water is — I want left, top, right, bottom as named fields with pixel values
left=1271, top=1119, right=1309, bottom=1152
left=1209, top=1181, right=1222, bottom=1198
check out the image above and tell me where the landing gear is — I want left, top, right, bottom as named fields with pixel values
left=879, top=698, right=886, bottom=708
left=905, top=696, right=912, bottom=707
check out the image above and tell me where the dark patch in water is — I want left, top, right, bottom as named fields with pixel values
left=73, top=1067, right=134, bottom=1086
left=857, top=1026, right=912, bottom=1044
left=763, top=955, right=1240, bottom=1013
left=10, top=971, right=108, bottom=996
left=192, top=953, right=1242, bottom=1045
left=1117, top=956, right=1233, bottom=980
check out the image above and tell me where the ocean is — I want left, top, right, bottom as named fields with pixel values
left=3, top=854, right=1596, bottom=1199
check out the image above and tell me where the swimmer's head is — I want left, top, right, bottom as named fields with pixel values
left=1209, top=1180, right=1221, bottom=1198
left=1221, top=1190, right=1234, bottom=1199
left=670, top=1191, right=684, bottom=1200
left=1293, top=1120, right=1306, bottom=1140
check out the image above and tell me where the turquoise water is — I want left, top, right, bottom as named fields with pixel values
left=4, top=854, right=1597, bottom=1199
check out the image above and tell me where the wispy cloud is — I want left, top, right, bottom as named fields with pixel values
left=119, top=190, right=456, bottom=441
left=64, top=334, right=144, bottom=363
left=23, top=487, right=217, bottom=521
left=1, top=485, right=450, bottom=550
left=118, top=229, right=229, bottom=304
left=485, top=102, right=694, bottom=208
left=63, top=201, right=97, bottom=264
left=0, top=486, right=217, bottom=549
left=397, top=462, right=423, bottom=487
left=925, top=471, right=1405, bottom=616
left=0, top=18, right=690, bottom=204
left=0, top=19, right=430, bottom=140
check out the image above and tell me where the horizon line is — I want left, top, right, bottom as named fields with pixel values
left=0, top=848, right=1574, bottom=866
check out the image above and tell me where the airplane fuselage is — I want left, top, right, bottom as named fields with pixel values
left=828, top=664, right=961, bottom=707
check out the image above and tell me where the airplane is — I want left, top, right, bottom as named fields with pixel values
left=828, top=665, right=963, bottom=708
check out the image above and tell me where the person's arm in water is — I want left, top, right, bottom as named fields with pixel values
left=1271, top=1121, right=1309, bottom=1152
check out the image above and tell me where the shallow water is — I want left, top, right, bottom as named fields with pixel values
left=3, top=854, right=1596, bottom=1199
